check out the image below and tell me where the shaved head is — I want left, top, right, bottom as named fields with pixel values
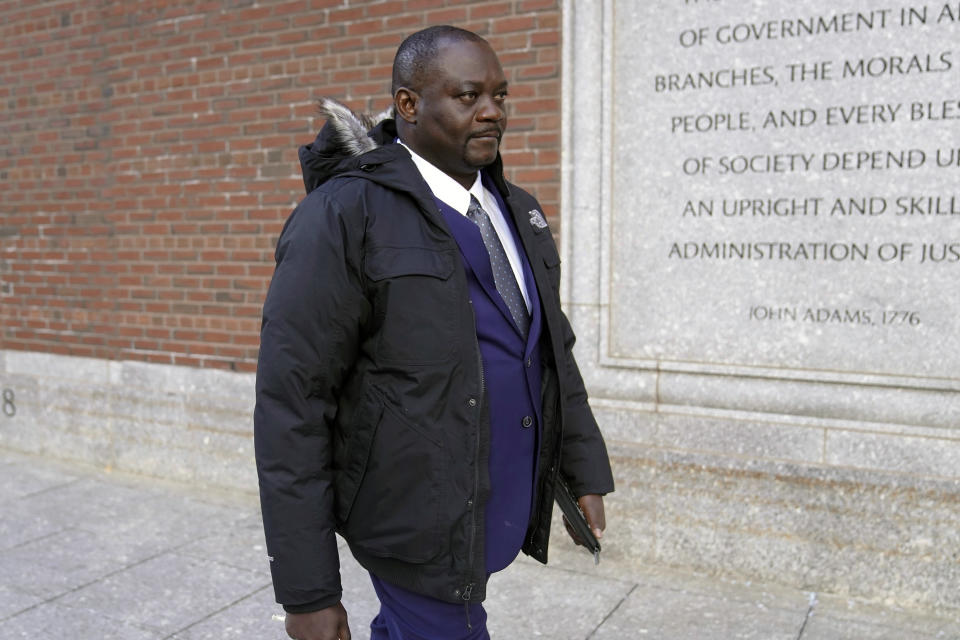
left=392, top=31, right=507, bottom=189
left=391, top=25, right=487, bottom=95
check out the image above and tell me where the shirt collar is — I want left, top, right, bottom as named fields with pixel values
left=399, top=140, right=484, bottom=215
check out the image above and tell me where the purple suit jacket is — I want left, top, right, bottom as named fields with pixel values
left=434, top=172, right=544, bottom=573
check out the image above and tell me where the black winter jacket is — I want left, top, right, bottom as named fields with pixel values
left=254, top=110, right=614, bottom=612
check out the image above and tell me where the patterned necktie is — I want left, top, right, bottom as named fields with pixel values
left=466, top=195, right=530, bottom=338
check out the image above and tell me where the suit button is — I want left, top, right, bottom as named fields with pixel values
left=522, top=416, right=533, bottom=428
left=468, top=398, right=477, bottom=407
left=525, top=358, right=532, bottom=368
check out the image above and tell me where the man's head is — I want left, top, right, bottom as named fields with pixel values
left=392, top=26, right=508, bottom=189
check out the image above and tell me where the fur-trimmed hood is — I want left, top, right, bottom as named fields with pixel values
left=298, top=98, right=396, bottom=193
left=316, top=98, right=394, bottom=157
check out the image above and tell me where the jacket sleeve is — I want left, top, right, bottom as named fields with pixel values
left=556, top=305, right=616, bottom=498
left=254, top=190, right=368, bottom=610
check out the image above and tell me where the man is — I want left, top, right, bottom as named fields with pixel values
left=254, top=25, right=614, bottom=640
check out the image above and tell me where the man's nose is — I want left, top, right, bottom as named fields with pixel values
left=477, top=97, right=504, bottom=122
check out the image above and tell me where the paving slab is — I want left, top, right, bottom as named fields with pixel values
left=0, top=527, right=145, bottom=599
left=801, top=615, right=944, bottom=640
left=486, top=561, right=634, bottom=639
left=176, top=512, right=272, bottom=578
left=803, top=593, right=960, bottom=639
left=0, top=585, right=43, bottom=621
left=589, top=580, right=808, bottom=640
left=19, top=474, right=252, bottom=555
left=0, top=458, right=79, bottom=551
left=0, top=456, right=79, bottom=503
left=168, top=585, right=279, bottom=640
left=2, top=448, right=960, bottom=640
left=0, top=601, right=165, bottom=640
left=56, top=552, right=269, bottom=635
left=0, top=501, right=71, bottom=551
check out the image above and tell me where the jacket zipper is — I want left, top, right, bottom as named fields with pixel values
left=461, top=582, right=475, bottom=629
left=462, top=347, right=485, bottom=630
left=460, top=186, right=510, bottom=628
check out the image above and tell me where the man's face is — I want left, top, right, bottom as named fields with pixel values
left=408, top=39, right=508, bottom=185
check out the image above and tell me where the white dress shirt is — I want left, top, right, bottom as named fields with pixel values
left=399, top=141, right=531, bottom=311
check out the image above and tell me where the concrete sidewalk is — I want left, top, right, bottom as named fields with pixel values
left=0, top=448, right=957, bottom=640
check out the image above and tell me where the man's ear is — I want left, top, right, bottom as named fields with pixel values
left=394, top=88, right=418, bottom=124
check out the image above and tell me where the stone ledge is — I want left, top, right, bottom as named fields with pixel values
left=595, top=444, right=960, bottom=614
left=0, top=349, right=256, bottom=493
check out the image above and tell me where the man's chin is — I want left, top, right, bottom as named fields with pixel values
left=465, top=146, right=499, bottom=169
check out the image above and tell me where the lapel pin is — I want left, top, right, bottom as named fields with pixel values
left=528, top=209, right=548, bottom=231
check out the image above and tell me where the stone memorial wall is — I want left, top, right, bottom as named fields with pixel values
left=562, top=0, right=960, bottom=612
left=616, top=0, right=960, bottom=384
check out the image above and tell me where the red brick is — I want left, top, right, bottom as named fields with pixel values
left=406, top=0, right=448, bottom=9
left=498, top=50, right=536, bottom=66
left=329, top=7, right=365, bottom=22
left=367, top=32, right=404, bottom=48
left=274, top=1, right=310, bottom=17
left=470, top=2, right=512, bottom=19
left=385, top=13, right=422, bottom=29
left=531, top=30, right=560, bottom=46
left=368, top=1, right=405, bottom=17
left=511, top=97, right=559, bottom=114
left=537, top=13, right=559, bottom=29
left=519, top=0, right=557, bottom=10
left=425, top=7, right=468, bottom=23
left=492, top=15, right=536, bottom=33
left=346, top=18, right=384, bottom=36
left=277, top=30, right=307, bottom=44
left=293, top=12, right=330, bottom=27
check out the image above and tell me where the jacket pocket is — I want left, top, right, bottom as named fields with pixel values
left=334, top=388, right=384, bottom=525
left=534, top=235, right=562, bottom=293
left=341, top=388, right=445, bottom=563
left=364, top=246, right=458, bottom=364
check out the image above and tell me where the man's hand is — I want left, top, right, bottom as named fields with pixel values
left=285, top=602, right=351, bottom=640
left=562, top=493, right=606, bottom=546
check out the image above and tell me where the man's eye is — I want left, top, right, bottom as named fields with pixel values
left=460, top=92, right=478, bottom=101
left=495, top=92, right=508, bottom=101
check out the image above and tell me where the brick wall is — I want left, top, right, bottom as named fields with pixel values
left=0, top=0, right=562, bottom=372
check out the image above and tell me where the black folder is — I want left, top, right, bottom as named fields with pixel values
left=554, top=475, right=601, bottom=564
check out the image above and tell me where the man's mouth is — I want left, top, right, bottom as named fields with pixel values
left=471, top=129, right=502, bottom=140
